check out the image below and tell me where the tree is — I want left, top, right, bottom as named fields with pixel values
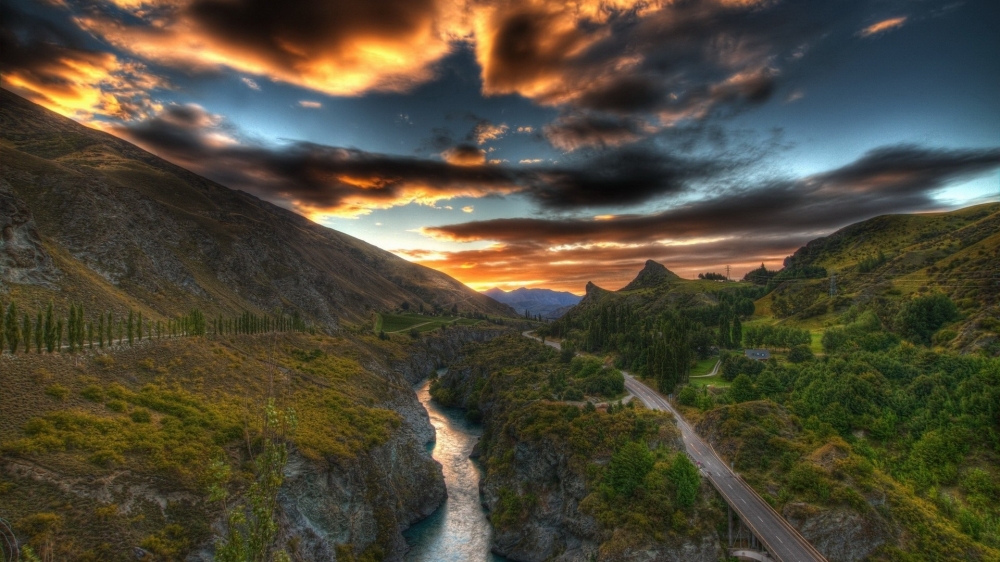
left=211, top=400, right=296, bottom=562
left=44, top=302, right=55, bottom=353
left=127, top=310, right=134, bottom=345
left=669, top=454, right=700, bottom=509
left=35, top=311, right=43, bottom=353
left=729, top=374, right=757, bottom=403
left=731, top=316, right=743, bottom=348
left=6, top=301, right=20, bottom=354
left=401, top=301, right=410, bottom=311
left=22, top=313, right=31, bottom=354
left=607, top=441, right=655, bottom=497
left=56, top=319, right=64, bottom=353
left=895, top=293, right=959, bottom=345
left=788, top=344, right=814, bottom=363
left=678, top=386, right=699, bottom=407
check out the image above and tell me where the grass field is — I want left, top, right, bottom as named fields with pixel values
left=691, top=357, right=718, bottom=376
left=376, top=313, right=485, bottom=334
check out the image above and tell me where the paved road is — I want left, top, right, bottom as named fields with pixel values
left=524, top=332, right=827, bottom=562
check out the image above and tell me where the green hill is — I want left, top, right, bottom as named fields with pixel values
left=761, top=203, right=999, bottom=353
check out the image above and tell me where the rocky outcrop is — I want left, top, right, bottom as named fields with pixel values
left=620, top=260, right=679, bottom=292
left=783, top=502, right=892, bottom=562
left=0, top=181, right=58, bottom=288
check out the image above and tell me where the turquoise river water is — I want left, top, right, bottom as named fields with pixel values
left=403, top=379, right=508, bottom=562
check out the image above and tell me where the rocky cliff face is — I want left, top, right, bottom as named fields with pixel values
left=0, top=180, right=58, bottom=288
left=392, top=326, right=509, bottom=384
left=268, top=376, right=446, bottom=562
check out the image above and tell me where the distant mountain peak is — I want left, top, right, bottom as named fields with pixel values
left=621, top=259, right=679, bottom=291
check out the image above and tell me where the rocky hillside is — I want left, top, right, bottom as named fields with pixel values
left=0, top=88, right=514, bottom=329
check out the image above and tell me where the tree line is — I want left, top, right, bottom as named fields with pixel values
left=1, top=300, right=311, bottom=355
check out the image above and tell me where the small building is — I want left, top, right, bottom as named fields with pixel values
left=744, top=349, right=771, bottom=361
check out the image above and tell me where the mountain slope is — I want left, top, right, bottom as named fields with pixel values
left=0, top=88, right=514, bottom=327
left=482, top=286, right=582, bottom=318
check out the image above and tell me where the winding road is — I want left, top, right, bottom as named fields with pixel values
left=524, top=332, right=827, bottom=562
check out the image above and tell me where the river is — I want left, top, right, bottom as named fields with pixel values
left=403, top=378, right=507, bottom=562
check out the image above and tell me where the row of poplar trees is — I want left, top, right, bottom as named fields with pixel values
left=1, top=300, right=309, bottom=355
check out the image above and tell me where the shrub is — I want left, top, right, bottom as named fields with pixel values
left=677, top=386, right=698, bottom=406
left=80, top=385, right=105, bottom=402
left=130, top=408, right=152, bottom=423
left=44, top=384, right=69, bottom=401
left=102, top=399, right=127, bottom=412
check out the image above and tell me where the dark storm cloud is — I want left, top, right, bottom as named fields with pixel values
left=476, top=0, right=862, bottom=123
left=425, top=145, right=1000, bottom=243
left=522, top=146, right=727, bottom=209
left=114, top=106, right=746, bottom=214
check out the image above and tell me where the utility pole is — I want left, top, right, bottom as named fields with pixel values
left=725, top=265, right=731, bottom=282
left=829, top=271, right=837, bottom=297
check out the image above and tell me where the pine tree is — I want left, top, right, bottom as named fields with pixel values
left=5, top=302, right=20, bottom=354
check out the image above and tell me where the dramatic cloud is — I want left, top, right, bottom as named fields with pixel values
left=0, top=4, right=163, bottom=120
left=471, top=0, right=858, bottom=124
left=76, top=0, right=465, bottom=96
left=419, top=145, right=1000, bottom=290
left=113, top=104, right=751, bottom=215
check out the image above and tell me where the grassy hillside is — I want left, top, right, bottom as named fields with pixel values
left=760, top=203, right=1000, bottom=354
left=0, top=328, right=437, bottom=560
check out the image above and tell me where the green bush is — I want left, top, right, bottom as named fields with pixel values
left=44, top=384, right=69, bottom=401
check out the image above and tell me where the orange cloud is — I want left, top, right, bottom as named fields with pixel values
left=76, top=0, right=466, bottom=97
left=0, top=46, right=163, bottom=121
left=399, top=238, right=795, bottom=293
left=442, top=145, right=487, bottom=166
left=859, top=17, right=907, bottom=37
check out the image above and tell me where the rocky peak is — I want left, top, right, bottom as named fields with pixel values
left=620, top=259, right=679, bottom=291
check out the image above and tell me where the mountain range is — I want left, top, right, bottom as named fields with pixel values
left=481, top=286, right=582, bottom=319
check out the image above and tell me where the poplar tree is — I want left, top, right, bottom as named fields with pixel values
left=45, top=301, right=56, bottom=353
left=56, top=319, right=64, bottom=353
left=5, top=302, right=20, bottom=354
left=77, top=305, right=85, bottom=350
left=35, top=311, right=42, bottom=353
left=731, top=316, right=743, bottom=349
left=127, top=310, right=134, bottom=345
left=68, top=304, right=77, bottom=352
left=137, top=311, right=143, bottom=341
left=22, top=313, right=30, bottom=354
left=88, top=322, right=94, bottom=349
left=106, top=312, right=114, bottom=347
left=98, top=313, right=105, bottom=348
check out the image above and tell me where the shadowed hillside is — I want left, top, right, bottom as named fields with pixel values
left=0, top=89, right=514, bottom=328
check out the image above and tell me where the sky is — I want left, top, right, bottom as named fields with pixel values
left=2, top=0, right=998, bottom=294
